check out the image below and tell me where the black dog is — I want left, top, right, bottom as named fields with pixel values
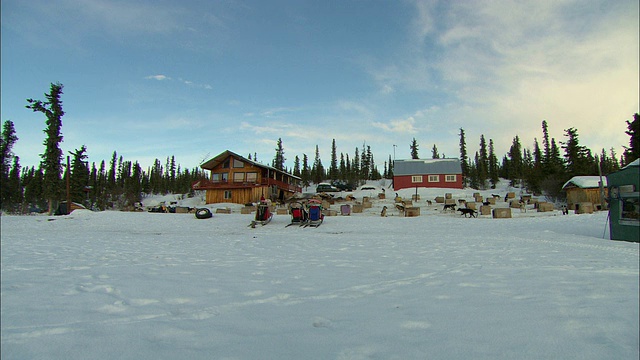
left=443, top=204, right=456, bottom=211
left=457, top=208, right=477, bottom=218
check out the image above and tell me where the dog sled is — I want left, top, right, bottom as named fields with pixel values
left=285, top=201, right=308, bottom=227
left=305, top=200, right=324, bottom=228
left=249, top=200, right=273, bottom=228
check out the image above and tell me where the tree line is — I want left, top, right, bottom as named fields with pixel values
left=1, top=83, right=638, bottom=213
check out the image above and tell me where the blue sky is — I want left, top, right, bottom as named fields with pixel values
left=2, top=0, right=638, bottom=172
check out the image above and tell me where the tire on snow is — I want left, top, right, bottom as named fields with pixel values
left=195, top=208, right=213, bottom=219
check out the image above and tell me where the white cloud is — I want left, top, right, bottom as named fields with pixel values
left=372, top=117, right=417, bottom=134
left=145, top=75, right=170, bottom=81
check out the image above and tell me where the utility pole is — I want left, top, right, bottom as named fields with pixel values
left=66, top=155, right=71, bottom=214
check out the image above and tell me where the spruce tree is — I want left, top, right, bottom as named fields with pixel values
left=329, top=139, right=338, bottom=180
left=623, top=113, right=639, bottom=164
left=293, top=155, right=301, bottom=177
left=69, top=145, right=89, bottom=205
left=272, top=138, right=286, bottom=170
left=488, top=139, right=499, bottom=189
left=1, top=120, right=19, bottom=210
left=431, top=144, right=439, bottom=159
left=26, top=82, right=65, bottom=214
left=410, top=138, right=419, bottom=159
left=459, top=128, right=468, bottom=187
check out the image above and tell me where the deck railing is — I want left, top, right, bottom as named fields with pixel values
left=192, top=178, right=301, bottom=193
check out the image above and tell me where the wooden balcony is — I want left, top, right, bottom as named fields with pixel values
left=192, top=178, right=301, bottom=193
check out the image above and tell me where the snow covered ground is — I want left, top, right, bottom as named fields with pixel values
left=2, top=185, right=639, bottom=359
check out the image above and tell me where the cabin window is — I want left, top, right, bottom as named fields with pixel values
left=445, top=175, right=456, bottom=182
left=246, top=172, right=258, bottom=183
left=233, top=159, right=244, bottom=168
left=224, top=190, right=232, bottom=200
left=411, top=176, right=423, bottom=183
left=620, top=196, right=640, bottom=224
left=233, top=172, right=245, bottom=182
left=428, top=175, right=440, bottom=182
left=222, top=159, right=230, bottom=168
left=212, top=173, right=225, bottom=182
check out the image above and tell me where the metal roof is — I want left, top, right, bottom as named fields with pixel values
left=393, top=158, right=462, bottom=176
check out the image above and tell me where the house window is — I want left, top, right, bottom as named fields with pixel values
left=233, top=172, right=245, bottom=182
left=246, top=172, right=258, bottom=183
left=224, top=190, right=232, bottom=200
left=211, top=173, right=222, bottom=182
left=222, top=159, right=230, bottom=168
left=411, top=176, right=423, bottom=183
left=445, top=175, right=456, bottom=182
left=428, top=175, right=440, bottom=182
left=233, top=159, right=244, bottom=168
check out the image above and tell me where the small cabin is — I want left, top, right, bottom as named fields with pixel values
left=562, top=176, right=608, bottom=211
left=607, top=159, right=639, bottom=242
left=393, top=158, right=463, bottom=191
left=192, top=150, right=301, bottom=204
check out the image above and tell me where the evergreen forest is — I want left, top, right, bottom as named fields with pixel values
left=1, top=83, right=638, bottom=214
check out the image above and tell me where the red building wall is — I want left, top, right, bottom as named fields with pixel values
left=394, top=174, right=463, bottom=191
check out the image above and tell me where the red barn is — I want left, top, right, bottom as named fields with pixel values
left=393, top=158, right=463, bottom=191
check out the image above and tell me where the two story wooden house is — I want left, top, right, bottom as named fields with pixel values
left=393, top=158, right=463, bottom=191
left=192, top=150, right=302, bottom=204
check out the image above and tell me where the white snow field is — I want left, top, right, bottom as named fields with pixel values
left=2, top=188, right=639, bottom=359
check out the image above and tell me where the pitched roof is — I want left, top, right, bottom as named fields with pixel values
left=200, top=150, right=300, bottom=180
left=393, top=158, right=462, bottom=176
left=562, top=176, right=607, bottom=189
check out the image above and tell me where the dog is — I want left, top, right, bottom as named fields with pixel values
left=443, top=204, right=456, bottom=211
left=381, top=206, right=387, bottom=217
left=426, top=200, right=432, bottom=206
left=482, top=201, right=490, bottom=206
left=491, top=194, right=501, bottom=199
left=458, top=199, right=467, bottom=205
left=395, top=203, right=405, bottom=213
left=561, top=205, right=569, bottom=215
left=519, top=200, right=527, bottom=213
left=457, top=208, right=477, bottom=218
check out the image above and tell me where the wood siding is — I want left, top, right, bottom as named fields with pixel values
left=195, top=152, right=301, bottom=204
left=565, top=187, right=607, bottom=210
left=394, top=174, right=463, bottom=191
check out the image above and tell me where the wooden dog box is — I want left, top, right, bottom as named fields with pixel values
left=444, top=198, right=456, bottom=205
left=435, top=196, right=445, bottom=203
left=466, top=202, right=477, bottom=210
left=240, top=207, right=254, bottom=214
left=405, top=207, right=420, bottom=217
left=506, top=192, right=516, bottom=199
left=475, top=195, right=483, bottom=203
left=445, top=193, right=452, bottom=199
left=480, top=205, right=492, bottom=215
left=216, top=208, right=231, bottom=214
left=537, top=202, right=554, bottom=212
left=322, top=209, right=337, bottom=217
left=487, top=197, right=496, bottom=205
left=352, top=204, right=363, bottom=213
left=411, top=194, right=420, bottom=201
left=276, top=208, right=288, bottom=215
left=362, top=201, right=373, bottom=209
left=378, top=193, right=386, bottom=199
left=493, top=208, right=512, bottom=218
left=576, top=202, right=594, bottom=214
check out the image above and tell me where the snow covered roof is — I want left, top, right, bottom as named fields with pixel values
left=622, top=158, right=639, bottom=169
left=393, top=158, right=462, bottom=176
left=562, top=176, right=607, bottom=190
